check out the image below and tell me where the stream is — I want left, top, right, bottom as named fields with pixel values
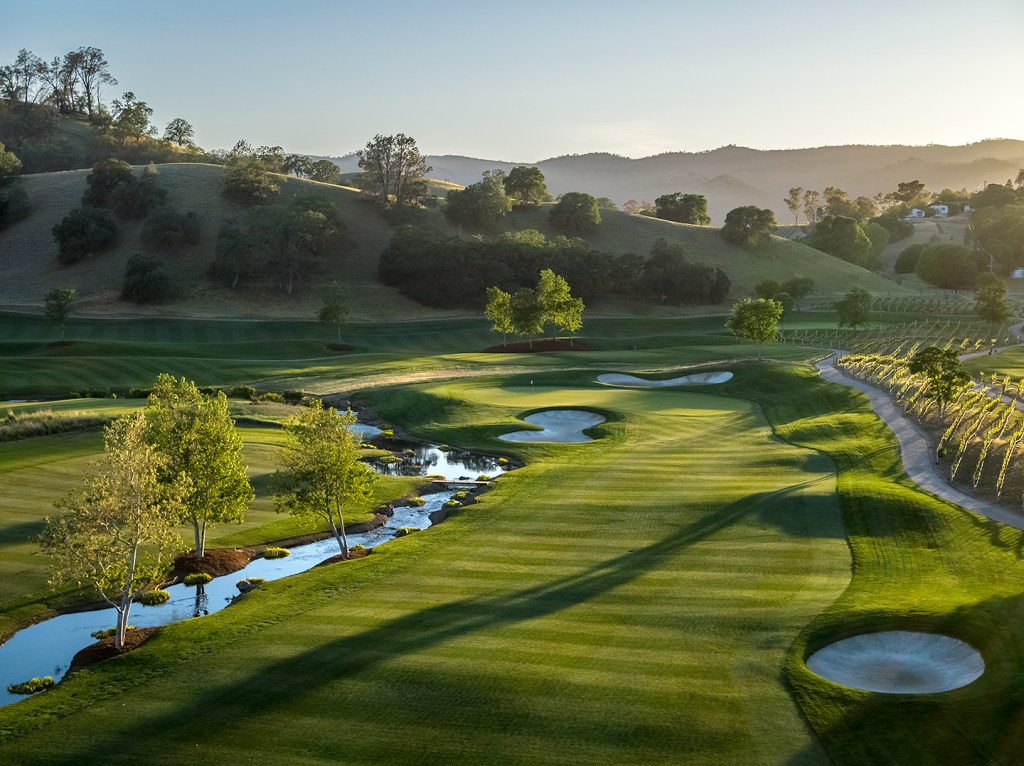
left=0, top=421, right=506, bottom=707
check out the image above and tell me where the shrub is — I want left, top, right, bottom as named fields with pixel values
left=282, top=390, right=305, bottom=404
left=409, top=497, right=426, bottom=506
left=477, top=475, right=492, bottom=481
left=110, top=178, right=167, bottom=219
left=53, top=207, right=118, bottom=264
left=82, top=159, right=133, bottom=208
left=455, top=491, right=468, bottom=499
left=223, top=158, right=280, bottom=205
left=91, top=625, right=137, bottom=639
left=121, top=253, right=176, bottom=304
left=141, top=207, right=201, bottom=249
left=184, top=572, right=212, bottom=586
left=381, top=429, right=395, bottom=438
left=230, top=385, right=257, bottom=400
left=258, top=391, right=284, bottom=403
left=0, top=183, right=30, bottom=229
left=497, top=457, right=509, bottom=465
left=8, top=676, right=54, bottom=695
left=262, top=547, right=290, bottom=559
left=138, top=589, right=170, bottom=606
left=443, top=500, right=459, bottom=508
left=395, top=527, right=418, bottom=537
left=237, top=577, right=265, bottom=592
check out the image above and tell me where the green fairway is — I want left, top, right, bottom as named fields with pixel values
left=0, top=366, right=856, bottom=763
left=1, top=314, right=1024, bottom=763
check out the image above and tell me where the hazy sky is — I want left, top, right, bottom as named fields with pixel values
left=4, top=0, right=1022, bottom=160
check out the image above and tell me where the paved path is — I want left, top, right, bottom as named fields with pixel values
left=815, top=354, right=1024, bottom=531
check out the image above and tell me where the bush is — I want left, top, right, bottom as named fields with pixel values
left=894, top=243, right=927, bottom=274
left=262, top=547, right=290, bottom=559
left=455, top=491, right=468, bottom=499
left=443, top=500, right=459, bottom=508
left=138, top=589, right=170, bottom=606
left=53, top=207, right=118, bottom=264
left=82, top=159, right=133, bottom=208
left=282, top=390, right=305, bottom=404
left=0, top=183, right=30, bottom=229
left=8, top=676, right=54, bottom=695
left=141, top=207, right=201, bottom=250
left=91, top=625, right=136, bottom=639
left=497, top=457, right=509, bottom=465
left=223, top=158, right=280, bottom=206
left=477, top=474, right=492, bottom=481
left=184, top=572, right=212, bottom=586
left=121, top=253, right=176, bottom=304
left=409, top=496, right=426, bottom=506
left=110, top=178, right=167, bottom=219
left=258, top=391, right=284, bottom=403
left=230, top=385, right=257, bottom=400
left=236, top=577, right=265, bottom=592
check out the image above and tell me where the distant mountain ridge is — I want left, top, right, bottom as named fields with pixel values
left=320, top=140, right=1024, bottom=223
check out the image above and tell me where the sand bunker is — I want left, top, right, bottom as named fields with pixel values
left=597, top=371, right=733, bottom=388
left=499, top=410, right=606, bottom=443
left=806, top=631, right=984, bottom=694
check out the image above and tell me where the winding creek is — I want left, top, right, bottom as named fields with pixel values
left=0, top=421, right=507, bottom=708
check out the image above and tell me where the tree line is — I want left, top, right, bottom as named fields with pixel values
left=379, top=227, right=730, bottom=309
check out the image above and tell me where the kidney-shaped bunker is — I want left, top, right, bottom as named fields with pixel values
left=806, top=630, right=984, bottom=694
left=499, top=410, right=606, bottom=443
left=597, top=371, right=733, bottom=388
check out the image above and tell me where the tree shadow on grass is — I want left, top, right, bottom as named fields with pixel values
left=36, top=486, right=831, bottom=763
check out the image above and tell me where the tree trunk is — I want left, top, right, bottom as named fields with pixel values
left=193, top=519, right=207, bottom=559
left=116, top=536, right=140, bottom=650
left=337, top=323, right=342, bottom=344
left=328, top=505, right=348, bottom=559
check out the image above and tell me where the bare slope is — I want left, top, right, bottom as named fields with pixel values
left=0, top=163, right=907, bottom=319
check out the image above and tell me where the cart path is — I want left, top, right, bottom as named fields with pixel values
left=816, top=354, right=1024, bottom=531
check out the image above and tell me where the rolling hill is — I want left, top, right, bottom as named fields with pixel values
left=325, top=140, right=1024, bottom=224
left=0, top=163, right=909, bottom=320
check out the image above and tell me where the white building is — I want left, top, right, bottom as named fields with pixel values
left=929, top=204, right=949, bottom=217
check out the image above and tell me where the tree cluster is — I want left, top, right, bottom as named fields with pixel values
left=282, top=154, right=342, bottom=184
left=122, top=253, right=176, bottom=304
left=209, top=195, right=345, bottom=294
left=1, top=47, right=115, bottom=119
left=914, top=243, right=982, bottom=289
left=549, top=192, right=601, bottom=234
left=485, top=269, right=583, bottom=347
left=42, top=376, right=253, bottom=648
left=968, top=204, right=1024, bottom=274
left=654, top=193, right=710, bottom=225
left=379, top=228, right=729, bottom=309
left=445, top=170, right=512, bottom=229
left=803, top=215, right=886, bottom=270
left=721, top=206, right=776, bottom=247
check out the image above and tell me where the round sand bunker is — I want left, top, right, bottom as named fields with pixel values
left=499, top=410, right=605, bottom=443
left=806, top=631, right=984, bottom=694
left=597, top=371, right=733, bottom=388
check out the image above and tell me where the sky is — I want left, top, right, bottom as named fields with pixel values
left=3, top=0, right=1022, bottom=160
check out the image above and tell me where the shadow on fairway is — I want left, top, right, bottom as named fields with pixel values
left=37, top=484, right=828, bottom=763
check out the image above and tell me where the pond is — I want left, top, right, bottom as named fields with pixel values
left=0, top=419, right=506, bottom=707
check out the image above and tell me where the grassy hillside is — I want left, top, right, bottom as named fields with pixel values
left=500, top=204, right=908, bottom=300
left=0, top=163, right=910, bottom=319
